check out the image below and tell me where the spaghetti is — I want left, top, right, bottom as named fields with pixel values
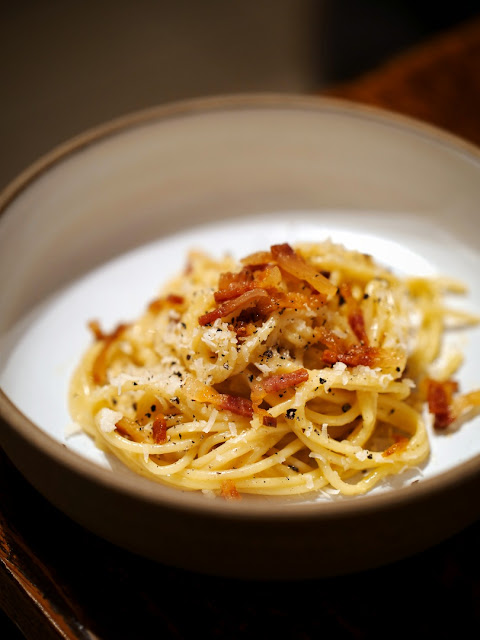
left=69, top=240, right=480, bottom=498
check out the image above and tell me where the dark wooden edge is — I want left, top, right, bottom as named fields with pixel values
left=0, top=452, right=99, bottom=640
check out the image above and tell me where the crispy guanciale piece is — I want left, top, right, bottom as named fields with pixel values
left=426, top=378, right=459, bottom=429
left=256, top=290, right=325, bottom=317
left=322, top=345, right=380, bottom=368
left=220, top=479, right=241, bottom=500
left=114, top=417, right=144, bottom=442
left=89, top=321, right=129, bottom=385
left=218, top=266, right=254, bottom=289
left=251, top=368, right=309, bottom=406
left=214, top=264, right=282, bottom=303
left=194, top=385, right=254, bottom=418
left=218, top=394, right=254, bottom=418
left=349, top=308, right=369, bottom=345
left=270, top=243, right=337, bottom=298
left=198, top=288, right=269, bottom=326
left=314, top=326, right=345, bottom=351
left=152, top=415, right=168, bottom=443
left=339, top=283, right=369, bottom=346
left=229, top=321, right=257, bottom=339
left=382, top=436, right=409, bottom=457
left=316, top=325, right=402, bottom=370
left=148, top=293, right=185, bottom=313
left=216, top=268, right=254, bottom=298
left=214, top=282, right=256, bottom=303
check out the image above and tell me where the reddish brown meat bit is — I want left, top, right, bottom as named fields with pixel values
left=194, top=385, right=254, bottom=418
left=220, top=479, right=241, bottom=500
left=322, top=345, right=380, bottom=368
left=257, top=291, right=325, bottom=317
left=231, top=322, right=251, bottom=339
left=426, top=378, right=459, bottom=429
left=198, top=288, right=269, bottom=326
left=382, top=436, right=409, bottom=457
left=218, top=394, right=254, bottom=418
left=339, top=283, right=369, bottom=345
left=315, top=326, right=345, bottom=351
left=214, top=282, right=256, bottom=303
left=349, top=308, right=369, bottom=346
left=271, top=243, right=337, bottom=298
left=148, top=294, right=185, bottom=313
left=262, top=415, right=278, bottom=427
left=218, top=266, right=254, bottom=290
left=152, top=415, right=168, bottom=443
left=251, top=368, right=309, bottom=406
left=214, top=265, right=282, bottom=305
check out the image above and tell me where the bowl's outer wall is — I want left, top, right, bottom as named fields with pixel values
left=2, top=412, right=479, bottom=580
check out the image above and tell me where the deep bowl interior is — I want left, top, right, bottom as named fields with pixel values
left=1, top=95, right=479, bottom=578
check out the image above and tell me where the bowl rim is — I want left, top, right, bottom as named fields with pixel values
left=1, top=92, right=480, bottom=521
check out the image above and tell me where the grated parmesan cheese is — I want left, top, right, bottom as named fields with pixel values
left=96, top=407, right=123, bottom=432
left=305, top=474, right=314, bottom=490
left=355, top=449, right=369, bottom=461
left=203, top=408, right=218, bottom=433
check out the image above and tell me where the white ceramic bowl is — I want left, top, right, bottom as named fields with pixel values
left=1, top=94, right=479, bottom=579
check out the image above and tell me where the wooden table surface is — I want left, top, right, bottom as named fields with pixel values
left=1, top=16, right=480, bottom=640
